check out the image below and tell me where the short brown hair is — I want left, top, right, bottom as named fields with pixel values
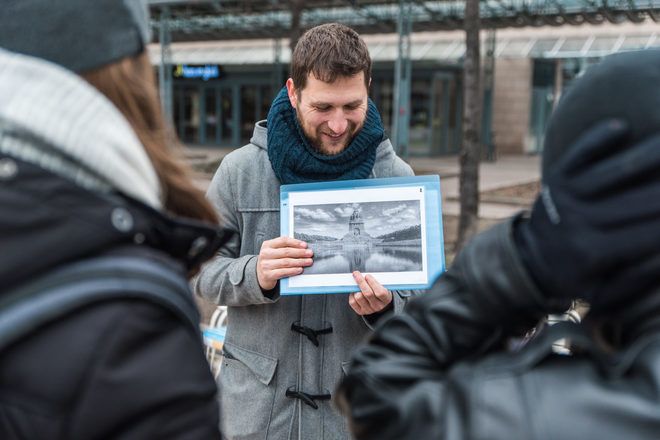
left=291, top=23, right=371, bottom=91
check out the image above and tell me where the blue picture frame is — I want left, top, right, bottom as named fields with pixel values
left=280, top=175, right=445, bottom=295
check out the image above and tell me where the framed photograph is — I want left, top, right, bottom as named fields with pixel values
left=280, top=175, right=445, bottom=295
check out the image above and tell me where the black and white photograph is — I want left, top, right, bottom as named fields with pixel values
left=294, top=200, right=423, bottom=275
left=282, top=179, right=442, bottom=294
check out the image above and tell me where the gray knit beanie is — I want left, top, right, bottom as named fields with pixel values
left=0, top=0, right=151, bottom=72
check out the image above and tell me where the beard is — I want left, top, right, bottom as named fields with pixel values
left=295, top=110, right=362, bottom=156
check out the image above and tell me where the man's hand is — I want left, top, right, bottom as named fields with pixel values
left=257, top=237, right=313, bottom=291
left=349, top=271, right=392, bottom=316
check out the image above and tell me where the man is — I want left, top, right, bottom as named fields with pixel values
left=194, top=23, right=414, bottom=439
left=337, top=49, right=660, bottom=439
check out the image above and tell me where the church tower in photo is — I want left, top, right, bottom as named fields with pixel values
left=349, top=208, right=365, bottom=237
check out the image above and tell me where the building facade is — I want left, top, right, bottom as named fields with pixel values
left=149, top=20, right=659, bottom=156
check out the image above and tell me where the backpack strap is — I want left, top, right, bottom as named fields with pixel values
left=0, top=255, right=200, bottom=351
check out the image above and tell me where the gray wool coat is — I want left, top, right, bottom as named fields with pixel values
left=194, top=120, right=415, bottom=440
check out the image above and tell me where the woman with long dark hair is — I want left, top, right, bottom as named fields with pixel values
left=0, top=1, right=222, bottom=437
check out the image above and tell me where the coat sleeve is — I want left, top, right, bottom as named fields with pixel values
left=361, top=289, right=413, bottom=329
left=336, top=218, right=556, bottom=440
left=69, top=302, right=221, bottom=440
left=193, top=158, right=278, bottom=307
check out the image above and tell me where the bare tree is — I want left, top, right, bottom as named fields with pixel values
left=457, top=0, right=481, bottom=251
left=289, top=0, right=305, bottom=52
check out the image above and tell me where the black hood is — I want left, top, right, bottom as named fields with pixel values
left=540, top=49, right=660, bottom=340
left=0, top=154, right=227, bottom=292
left=542, top=49, right=660, bottom=179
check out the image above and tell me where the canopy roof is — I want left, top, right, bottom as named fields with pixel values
left=149, top=0, right=660, bottom=42
left=148, top=30, right=659, bottom=66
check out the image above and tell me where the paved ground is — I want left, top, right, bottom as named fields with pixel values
left=408, top=154, right=540, bottom=219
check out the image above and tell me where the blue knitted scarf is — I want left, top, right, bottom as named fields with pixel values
left=266, top=87, right=383, bottom=184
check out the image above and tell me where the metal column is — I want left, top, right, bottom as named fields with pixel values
left=392, top=0, right=413, bottom=159
left=158, top=6, right=173, bottom=125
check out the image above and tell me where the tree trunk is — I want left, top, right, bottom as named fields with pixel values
left=457, top=0, right=481, bottom=251
left=289, top=0, right=305, bottom=53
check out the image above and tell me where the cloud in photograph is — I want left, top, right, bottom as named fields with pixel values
left=400, top=207, right=418, bottom=220
left=382, top=204, right=408, bottom=217
left=334, top=206, right=354, bottom=217
left=295, top=207, right=336, bottom=222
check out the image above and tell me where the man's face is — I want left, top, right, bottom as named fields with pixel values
left=286, top=72, right=369, bottom=156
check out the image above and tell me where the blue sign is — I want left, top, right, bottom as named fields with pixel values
left=173, top=64, right=222, bottom=81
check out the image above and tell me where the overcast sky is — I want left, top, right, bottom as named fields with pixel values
left=294, top=200, right=420, bottom=239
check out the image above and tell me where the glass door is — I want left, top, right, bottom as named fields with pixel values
left=408, top=78, right=432, bottom=156
left=430, top=72, right=462, bottom=155
left=219, top=87, right=234, bottom=146
left=529, top=59, right=557, bottom=153
left=181, top=86, right=200, bottom=145
left=203, top=87, right=219, bottom=145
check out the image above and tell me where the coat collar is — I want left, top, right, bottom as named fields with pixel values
left=0, top=154, right=227, bottom=291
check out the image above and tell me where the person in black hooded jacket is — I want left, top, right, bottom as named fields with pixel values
left=0, top=1, right=223, bottom=438
left=337, top=49, right=660, bottom=439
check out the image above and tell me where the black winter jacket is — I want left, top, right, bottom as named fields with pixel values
left=337, top=220, right=660, bottom=439
left=0, top=155, right=223, bottom=439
